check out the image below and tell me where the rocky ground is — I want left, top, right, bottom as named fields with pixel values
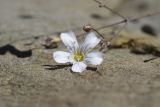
left=0, top=0, right=160, bottom=107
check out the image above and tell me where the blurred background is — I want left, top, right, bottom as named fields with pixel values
left=0, top=0, right=160, bottom=107
left=0, top=0, right=160, bottom=38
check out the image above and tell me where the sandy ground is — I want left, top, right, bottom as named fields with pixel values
left=0, top=0, right=160, bottom=107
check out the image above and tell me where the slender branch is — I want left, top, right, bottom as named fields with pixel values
left=92, top=28, right=105, bottom=39
left=97, top=19, right=126, bottom=30
left=94, top=0, right=126, bottom=20
left=131, top=11, right=160, bottom=22
left=93, top=0, right=128, bottom=49
left=95, top=11, right=160, bottom=31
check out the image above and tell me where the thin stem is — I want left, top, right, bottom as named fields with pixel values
left=97, top=19, right=127, bottom=30
left=131, top=11, right=160, bottom=22
left=94, top=0, right=126, bottom=20
left=93, top=0, right=128, bottom=46
left=92, top=28, right=105, bottom=39
left=96, top=11, right=160, bottom=31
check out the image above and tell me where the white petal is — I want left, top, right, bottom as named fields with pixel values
left=85, top=52, right=103, bottom=65
left=60, top=31, right=79, bottom=52
left=53, top=51, right=71, bottom=63
left=82, top=32, right=101, bottom=53
left=71, top=62, right=87, bottom=73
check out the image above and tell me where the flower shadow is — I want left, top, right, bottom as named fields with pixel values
left=43, top=64, right=71, bottom=70
left=43, top=64, right=101, bottom=75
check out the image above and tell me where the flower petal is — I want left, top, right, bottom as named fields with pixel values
left=85, top=52, right=103, bottom=65
left=60, top=31, right=79, bottom=52
left=82, top=32, right=101, bottom=53
left=71, top=62, right=87, bottom=73
left=53, top=51, right=71, bottom=63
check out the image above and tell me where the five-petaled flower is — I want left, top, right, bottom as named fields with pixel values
left=53, top=31, right=103, bottom=73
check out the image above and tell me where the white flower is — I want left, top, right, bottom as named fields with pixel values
left=53, top=31, right=103, bottom=73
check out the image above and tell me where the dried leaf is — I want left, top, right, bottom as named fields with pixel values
left=111, top=32, right=160, bottom=56
left=41, top=35, right=60, bottom=49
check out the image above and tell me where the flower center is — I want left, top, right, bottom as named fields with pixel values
left=74, top=53, right=84, bottom=62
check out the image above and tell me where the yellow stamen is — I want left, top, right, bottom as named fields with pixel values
left=74, top=53, right=84, bottom=62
